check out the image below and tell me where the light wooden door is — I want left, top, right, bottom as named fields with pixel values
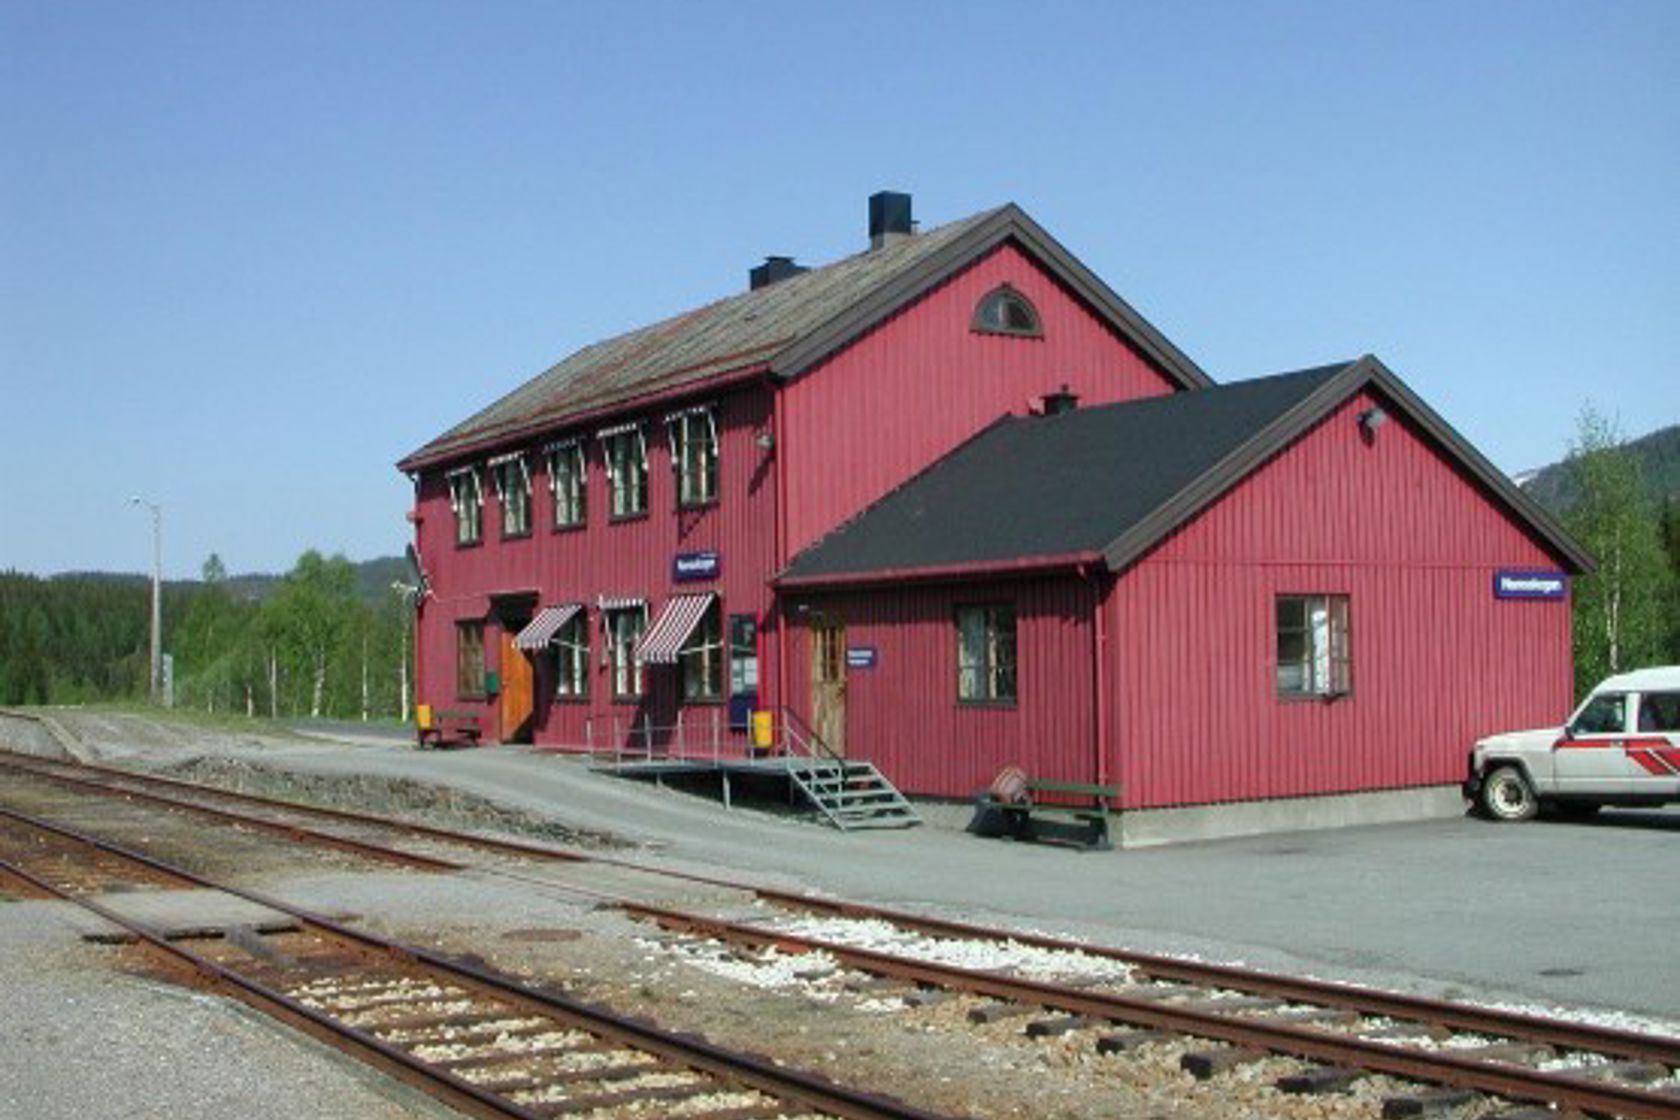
left=499, top=630, right=534, bottom=743
left=810, top=616, right=847, bottom=758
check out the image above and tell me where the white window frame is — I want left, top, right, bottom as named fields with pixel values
left=490, top=453, right=531, bottom=538
left=1276, top=594, right=1352, bottom=698
left=553, top=611, right=589, bottom=699
left=666, top=405, right=719, bottom=507
left=679, top=599, right=724, bottom=701
left=446, top=467, right=483, bottom=547
left=605, top=605, right=647, bottom=699
left=600, top=424, right=648, bottom=518
left=956, top=603, right=1017, bottom=704
left=546, top=439, right=587, bottom=528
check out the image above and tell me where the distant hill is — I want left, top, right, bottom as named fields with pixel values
left=52, top=555, right=410, bottom=610
left=1519, top=424, right=1680, bottom=515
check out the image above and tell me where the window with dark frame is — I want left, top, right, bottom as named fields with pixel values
left=972, top=286, right=1042, bottom=337
left=455, top=620, right=486, bottom=698
left=1275, top=595, right=1351, bottom=698
left=602, top=426, right=648, bottom=518
left=605, top=606, right=646, bottom=699
left=491, top=455, right=531, bottom=538
left=956, top=604, right=1017, bottom=703
left=679, top=600, right=724, bottom=701
left=552, top=611, right=588, bottom=700
left=668, top=408, right=719, bottom=507
left=447, top=468, right=483, bottom=546
left=547, top=441, right=587, bottom=529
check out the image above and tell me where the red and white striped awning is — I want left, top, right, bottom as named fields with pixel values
left=635, top=593, right=716, bottom=664
left=513, top=603, right=583, bottom=651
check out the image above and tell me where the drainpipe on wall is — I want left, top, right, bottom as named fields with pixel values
left=1084, top=563, right=1110, bottom=790
left=772, top=387, right=790, bottom=729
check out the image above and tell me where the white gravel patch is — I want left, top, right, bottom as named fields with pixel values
left=765, top=915, right=1137, bottom=982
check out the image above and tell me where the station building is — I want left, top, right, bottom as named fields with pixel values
left=398, top=192, right=1590, bottom=838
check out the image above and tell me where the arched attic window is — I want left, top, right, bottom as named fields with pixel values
left=972, top=285, right=1042, bottom=338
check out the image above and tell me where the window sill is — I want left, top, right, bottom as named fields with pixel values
left=551, top=694, right=589, bottom=704
left=501, top=530, right=533, bottom=542
left=611, top=695, right=646, bottom=704
left=680, top=696, right=724, bottom=706
left=677, top=498, right=719, bottom=512
left=552, top=521, right=587, bottom=534
left=957, top=699, right=1018, bottom=710
left=1276, top=690, right=1353, bottom=704
left=609, top=512, right=649, bottom=525
left=454, top=539, right=483, bottom=551
left=970, top=326, right=1043, bottom=340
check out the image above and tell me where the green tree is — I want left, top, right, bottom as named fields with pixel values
left=264, top=550, right=359, bottom=718
left=1564, top=407, right=1673, bottom=696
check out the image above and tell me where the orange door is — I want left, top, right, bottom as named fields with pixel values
left=499, top=630, right=534, bottom=743
left=810, top=616, right=847, bottom=757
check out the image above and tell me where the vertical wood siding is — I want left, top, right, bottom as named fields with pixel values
left=413, top=386, right=778, bottom=745
left=786, top=577, right=1099, bottom=797
left=781, top=243, right=1181, bottom=557
left=1107, top=391, right=1574, bottom=809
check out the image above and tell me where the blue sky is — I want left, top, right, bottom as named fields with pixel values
left=2, top=1, right=1674, bottom=579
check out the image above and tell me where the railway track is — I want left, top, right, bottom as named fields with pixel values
left=2, top=746, right=1677, bottom=1118
left=0, top=803, right=952, bottom=1120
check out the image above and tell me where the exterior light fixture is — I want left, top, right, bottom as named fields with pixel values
left=1358, top=407, right=1389, bottom=435
left=755, top=429, right=775, bottom=450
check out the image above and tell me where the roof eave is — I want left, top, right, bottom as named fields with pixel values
left=774, top=550, right=1103, bottom=591
left=767, top=205, right=1212, bottom=392
left=1098, top=356, right=1595, bottom=576
left=395, top=359, right=773, bottom=474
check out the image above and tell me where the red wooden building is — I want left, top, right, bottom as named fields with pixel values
left=398, top=192, right=1589, bottom=833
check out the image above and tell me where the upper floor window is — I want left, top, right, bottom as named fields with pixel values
left=600, top=423, right=648, bottom=518
left=957, top=603, right=1017, bottom=704
left=667, top=406, right=719, bottom=507
left=446, top=467, right=483, bottom=547
left=490, top=453, right=531, bottom=538
left=546, top=440, right=587, bottom=529
left=1276, top=594, right=1351, bottom=698
left=972, top=285, right=1042, bottom=337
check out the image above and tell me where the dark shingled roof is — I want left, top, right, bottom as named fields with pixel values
left=398, top=203, right=1211, bottom=472
left=779, top=357, right=1594, bottom=583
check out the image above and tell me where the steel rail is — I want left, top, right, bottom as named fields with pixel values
left=6, top=748, right=1678, bottom=1075
left=0, top=805, right=960, bottom=1120
left=0, top=757, right=464, bottom=873
left=0, top=750, right=584, bottom=865
left=750, top=888, right=1680, bottom=1068
left=622, top=901, right=1680, bottom=1120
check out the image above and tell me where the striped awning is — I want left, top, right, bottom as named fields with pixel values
left=513, top=603, right=583, bottom=651
left=635, top=593, right=716, bottom=664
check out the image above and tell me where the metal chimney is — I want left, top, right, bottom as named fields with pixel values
left=868, top=191, right=913, bottom=250
left=1043, top=384, right=1080, bottom=415
left=749, top=255, right=807, bottom=291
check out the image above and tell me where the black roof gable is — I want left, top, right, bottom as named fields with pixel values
left=778, top=357, right=1592, bottom=585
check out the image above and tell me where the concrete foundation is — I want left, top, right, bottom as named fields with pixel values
left=1117, top=785, right=1468, bottom=847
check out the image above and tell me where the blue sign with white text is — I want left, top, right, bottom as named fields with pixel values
left=673, top=551, right=720, bottom=582
left=847, top=647, right=878, bottom=669
left=1494, top=570, right=1567, bottom=600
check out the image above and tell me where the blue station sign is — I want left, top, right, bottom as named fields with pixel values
left=673, top=551, right=721, bottom=583
left=846, top=646, right=878, bottom=669
left=1494, top=570, right=1567, bottom=600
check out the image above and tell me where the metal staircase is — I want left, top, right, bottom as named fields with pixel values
left=787, top=758, right=920, bottom=830
left=777, top=710, right=919, bottom=830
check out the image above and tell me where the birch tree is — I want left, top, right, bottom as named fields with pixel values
left=1564, top=407, right=1672, bottom=697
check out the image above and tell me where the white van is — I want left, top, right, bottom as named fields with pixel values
left=1465, top=666, right=1680, bottom=821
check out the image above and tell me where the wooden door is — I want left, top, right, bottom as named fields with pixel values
left=499, top=630, right=534, bottom=744
left=810, top=616, right=847, bottom=758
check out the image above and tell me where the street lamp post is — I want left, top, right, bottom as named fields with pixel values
left=130, top=497, right=162, bottom=704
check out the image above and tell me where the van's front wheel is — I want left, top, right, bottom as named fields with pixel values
left=1480, top=765, right=1538, bottom=822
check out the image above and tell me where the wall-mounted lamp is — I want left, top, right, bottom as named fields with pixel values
left=1358, top=407, right=1389, bottom=438
left=754, top=429, right=776, bottom=450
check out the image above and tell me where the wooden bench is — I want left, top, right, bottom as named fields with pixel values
left=417, top=710, right=482, bottom=749
left=970, top=772, right=1119, bottom=851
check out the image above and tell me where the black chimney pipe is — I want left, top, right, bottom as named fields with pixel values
left=868, top=191, right=913, bottom=250
left=749, top=255, right=807, bottom=291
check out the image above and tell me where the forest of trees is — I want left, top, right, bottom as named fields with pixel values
left=0, top=551, right=414, bottom=721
